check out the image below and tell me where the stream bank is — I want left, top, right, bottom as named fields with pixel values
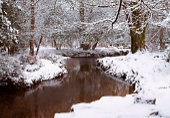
left=0, top=58, right=133, bottom=118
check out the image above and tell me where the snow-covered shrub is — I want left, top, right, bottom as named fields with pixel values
left=0, top=50, right=67, bottom=88
left=0, top=0, right=25, bottom=55
left=0, top=55, right=23, bottom=87
left=22, top=54, right=67, bottom=86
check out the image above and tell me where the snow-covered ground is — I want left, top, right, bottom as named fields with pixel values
left=0, top=47, right=68, bottom=87
left=55, top=50, right=170, bottom=118
left=55, top=47, right=129, bottom=58
left=55, top=95, right=157, bottom=118
left=22, top=54, right=67, bottom=86
left=22, top=47, right=68, bottom=86
left=0, top=46, right=128, bottom=87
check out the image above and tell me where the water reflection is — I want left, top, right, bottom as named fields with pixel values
left=0, top=58, right=133, bottom=118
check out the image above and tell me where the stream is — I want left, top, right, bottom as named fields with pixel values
left=0, top=58, right=133, bottom=118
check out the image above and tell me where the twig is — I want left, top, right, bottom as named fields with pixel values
left=112, top=0, right=122, bottom=29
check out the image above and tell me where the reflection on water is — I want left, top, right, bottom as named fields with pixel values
left=0, top=58, right=133, bottom=118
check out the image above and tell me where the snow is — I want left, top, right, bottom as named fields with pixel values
left=0, top=47, right=68, bottom=87
left=17, top=5, right=22, bottom=10
left=55, top=95, right=156, bottom=118
left=156, top=89, right=170, bottom=117
left=98, top=51, right=170, bottom=117
left=54, top=47, right=129, bottom=58
left=99, top=51, right=170, bottom=92
left=21, top=47, right=68, bottom=86
left=23, top=58, right=66, bottom=85
left=153, top=13, right=170, bottom=28
left=55, top=50, right=170, bottom=118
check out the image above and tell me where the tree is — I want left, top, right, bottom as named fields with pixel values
left=0, top=0, right=22, bottom=55
left=112, top=0, right=169, bottom=53
left=129, top=1, right=148, bottom=53
left=12, top=0, right=168, bottom=53
left=30, top=0, right=35, bottom=56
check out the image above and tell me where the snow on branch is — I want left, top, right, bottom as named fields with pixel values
left=112, top=0, right=122, bottom=29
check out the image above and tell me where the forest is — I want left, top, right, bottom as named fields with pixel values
left=0, top=0, right=170, bottom=118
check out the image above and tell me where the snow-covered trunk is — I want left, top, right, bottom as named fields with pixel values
left=79, top=0, right=90, bottom=50
left=130, top=27, right=146, bottom=54
left=130, top=2, right=147, bottom=54
left=30, top=0, right=35, bottom=56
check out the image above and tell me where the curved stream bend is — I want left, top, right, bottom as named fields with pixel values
left=0, top=58, right=133, bottom=118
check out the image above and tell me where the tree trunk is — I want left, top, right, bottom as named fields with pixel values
left=30, top=0, right=35, bottom=56
left=92, top=41, right=98, bottom=50
left=36, top=35, right=43, bottom=56
left=92, top=36, right=99, bottom=50
left=160, top=27, right=164, bottom=49
left=30, top=40, right=34, bottom=56
left=130, top=27, right=146, bottom=53
left=130, top=30, right=138, bottom=54
left=79, top=0, right=84, bottom=22
left=53, top=40, right=57, bottom=47
left=79, top=0, right=91, bottom=50
left=130, top=2, right=147, bottom=53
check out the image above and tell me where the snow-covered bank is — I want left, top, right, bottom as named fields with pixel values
left=55, top=95, right=156, bottom=118
left=98, top=51, right=170, bottom=117
left=55, top=47, right=129, bottom=58
left=0, top=47, right=68, bottom=87
left=22, top=54, right=67, bottom=86
left=98, top=51, right=170, bottom=92
left=55, top=51, right=170, bottom=118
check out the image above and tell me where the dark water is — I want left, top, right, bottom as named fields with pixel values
left=0, top=58, right=133, bottom=118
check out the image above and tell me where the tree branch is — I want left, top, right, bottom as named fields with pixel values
left=141, top=0, right=153, bottom=11
left=31, top=0, right=40, bottom=6
left=112, top=0, right=122, bottom=29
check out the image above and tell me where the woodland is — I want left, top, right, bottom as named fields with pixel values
left=0, top=0, right=170, bottom=118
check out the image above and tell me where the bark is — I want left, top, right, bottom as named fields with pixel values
left=92, top=36, right=99, bottom=50
left=79, top=0, right=84, bottom=22
left=30, top=0, right=35, bottom=56
left=130, top=30, right=138, bottom=54
left=160, top=27, right=164, bottom=49
left=130, top=27, right=146, bottom=53
left=30, top=40, right=34, bottom=56
left=92, top=41, right=98, bottom=50
left=80, top=43, right=91, bottom=50
left=53, top=40, right=57, bottom=47
left=9, top=44, right=15, bottom=55
left=79, top=0, right=91, bottom=50
left=36, top=35, right=43, bottom=56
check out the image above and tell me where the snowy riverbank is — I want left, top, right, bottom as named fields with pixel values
left=55, top=50, right=170, bottom=118
left=0, top=46, right=129, bottom=88
left=0, top=47, right=68, bottom=87
left=55, top=47, right=129, bottom=58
